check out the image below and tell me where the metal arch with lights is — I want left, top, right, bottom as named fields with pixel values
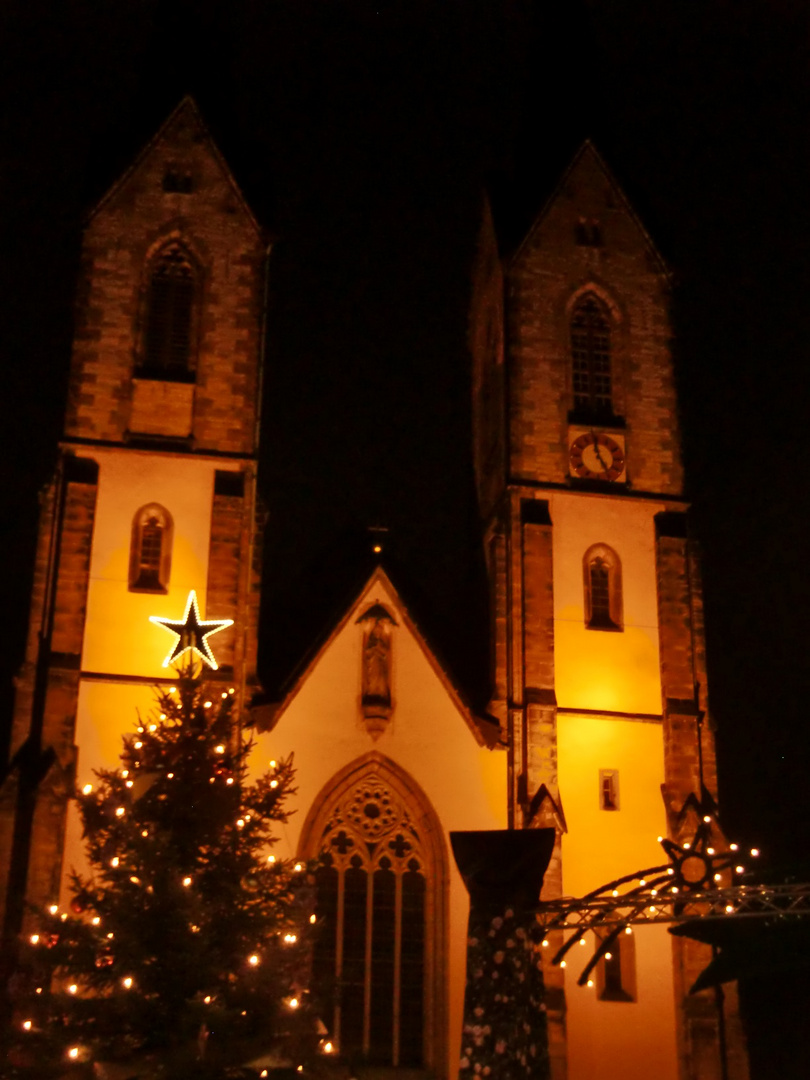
left=536, top=795, right=810, bottom=990
left=149, top=589, right=233, bottom=671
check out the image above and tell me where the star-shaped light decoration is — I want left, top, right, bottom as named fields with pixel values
left=149, top=590, right=233, bottom=671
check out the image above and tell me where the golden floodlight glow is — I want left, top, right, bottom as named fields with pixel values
left=149, top=590, right=234, bottom=671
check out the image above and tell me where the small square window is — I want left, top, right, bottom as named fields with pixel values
left=599, top=769, right=619, bottom=811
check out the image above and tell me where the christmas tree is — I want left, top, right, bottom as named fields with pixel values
left=5, top=670, right=322, bottom=1079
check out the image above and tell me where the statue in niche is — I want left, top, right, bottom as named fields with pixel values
left=357, top=603, right=398, bottom=738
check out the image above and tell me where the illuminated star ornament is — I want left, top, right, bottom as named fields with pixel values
left=149, top=590, right=233, bottom=671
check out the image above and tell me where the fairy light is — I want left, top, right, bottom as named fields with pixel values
left=215, top=745, right=225, bottom=754
left=735, top=865, right=745, bottom=874
left=115, top=807, right=125, bottom=817
left=270, top=779, right=279, bottom=788
left=22, top=1020, right=32, bottom=1031
left=35, top=987, right=42, bottom=994
left=122, top=977, right=133, bottom=989
left=560, top=960, right=567, bottom=968
left=578, top=938, right=586, bottom=947
left=309, top=914, right=317, bottom=924
left=541, top=939, right=549, bottom=947
left=639, top=879, right=646, bottom=886
left=169, top=686, right=176, bottom=693
left=149, top=724, right=157, bottom=732
left=587, top=979, right=594, bottom=988
left=726, top=904, right=735, bottom=913
left=30, top=934, right=39, bottom=944
left=149, top=590, right=233, bottom=670
left=91, top=916, right=101, bottom=926
left=267, top=855, right=276, bottom=864
left=137, top=727, right=144, bottom=734
left=82, top=784, right=93, bottom=795
left=261, top=1072, right=268, bottom=1078
left=126, top=780, right=134, bottom=788
left=183, top=877, right=192, bottom=887
left=323, top=1042, right=334, bottom=1053
left=237, top=819, right=245, bottom=829
left=226, top=778, right=234, bottom=786
left=604, top=952, right=612, bottom=960
left=107, top=932, right=114, bottom=939
left=121, top=770, right=129, bottom=778
left=751, top=848, right=760, bottom=857
left=287, top=996, right=299, bottom=1009
left=294, top=863, right=303, bottom=872
left=248, top=954, right=260, bottom=966
left=141, top=829, right=148, bottom=838
left=61, top=913, right=67, bottom=921
left=68, top=984, right=78, bottom=995
left=204, top=701, right=212, bottom=709
left=714, top=873, right=722, bottom=882
left=657, top=835, right=663, bottom=842
left=49, top=904, right=58, bottom=915
left=130, top=876, right=141, bottom=885
left=229, top=688, right=235, bottom=695
left=703, top=815, right=712, bottom=823
left=707, top=847, right=715, bottom=855
left=284, top=933, right=297, bottom=944
left=134, top=742, right=143, bottom=750
left=683, top=842, right=691, bottom=849
left=111, top=857, right=120, bottom=868
left=168, top=772, right=174, bottom=779
left=222, top=692, right=228, bottom=699
left=269, top=760, right=277, bottom=769
left=204, top=996, right=212, bottom=1004
left=730, top=843, right=739, bottom=851
left=68, top=1048, right=79, bottom=1060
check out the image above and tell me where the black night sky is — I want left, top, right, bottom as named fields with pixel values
left=0, top=2, right=808, bottom=1071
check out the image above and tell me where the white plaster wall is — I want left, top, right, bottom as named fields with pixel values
left=550, top=491, right=664, bottom=715
left=252, top=574, right=508, bottom=1080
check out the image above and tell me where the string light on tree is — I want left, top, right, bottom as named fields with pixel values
left=6, top=630, right=318, bottom=1075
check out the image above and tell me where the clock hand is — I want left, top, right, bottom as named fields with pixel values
left=592, top=433, right=610, bottom=472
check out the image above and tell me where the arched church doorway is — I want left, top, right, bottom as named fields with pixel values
left=299, top=754, right=448, bottom=1076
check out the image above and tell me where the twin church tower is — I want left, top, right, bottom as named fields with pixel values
left=0, top=100, right=745, bottom=1080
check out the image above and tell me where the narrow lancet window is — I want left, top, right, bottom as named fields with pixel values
left=571, top=292, right=612, bottom=414
left=129, top=504, right=173, bottom=592
left=142, top=243, right=196, bottom=378
left=583, top=544, right=623, bottom=631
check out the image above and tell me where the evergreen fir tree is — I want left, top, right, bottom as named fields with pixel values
left=5, top=672, right=321, bottom=1079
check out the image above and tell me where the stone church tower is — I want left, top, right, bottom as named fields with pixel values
left=0, top=98, right=266, bottom=939
left=471, top=142, right=745, bottom=1080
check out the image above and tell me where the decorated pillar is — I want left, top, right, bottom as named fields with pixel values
left=451, top=829, right=555, bottom=1080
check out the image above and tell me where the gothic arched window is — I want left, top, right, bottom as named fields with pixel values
left=129, top=504, right=173, bottom=593
left=300, top=758, right=446, bottom=1072
left=571, top=292, right=612, bottom=415
left=141, top=243, right=197, bottom=379
left=583, top=543, right=622, bottom=631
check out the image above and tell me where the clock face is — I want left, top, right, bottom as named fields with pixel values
left=569, top=431, right=626, bottom=481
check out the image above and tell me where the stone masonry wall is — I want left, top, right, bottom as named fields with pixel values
left=506, top=144, right=683, bottom=497
left=64, top=99, right=265, bottom=456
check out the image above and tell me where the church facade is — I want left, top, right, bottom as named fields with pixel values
left=0, top=101, right=746, bottom=1080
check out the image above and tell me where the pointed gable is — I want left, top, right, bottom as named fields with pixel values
left=254, top=566, right=502, bottom=749
left=511, top=140, right=668, bottom=278
left=89, top=96, right=261, bottom=237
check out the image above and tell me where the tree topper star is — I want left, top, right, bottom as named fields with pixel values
left=149, top=590, right=233, bottom=671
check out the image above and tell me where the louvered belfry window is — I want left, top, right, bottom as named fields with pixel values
left=571, top=293, right=612, bottom=414
left=312, top=777, right=426, bottom=1067
left=143, top=245, right=195, bottom=377
left=584, top=544, right=623, bottom=631
left=129, top=504, right=172, bottom=592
